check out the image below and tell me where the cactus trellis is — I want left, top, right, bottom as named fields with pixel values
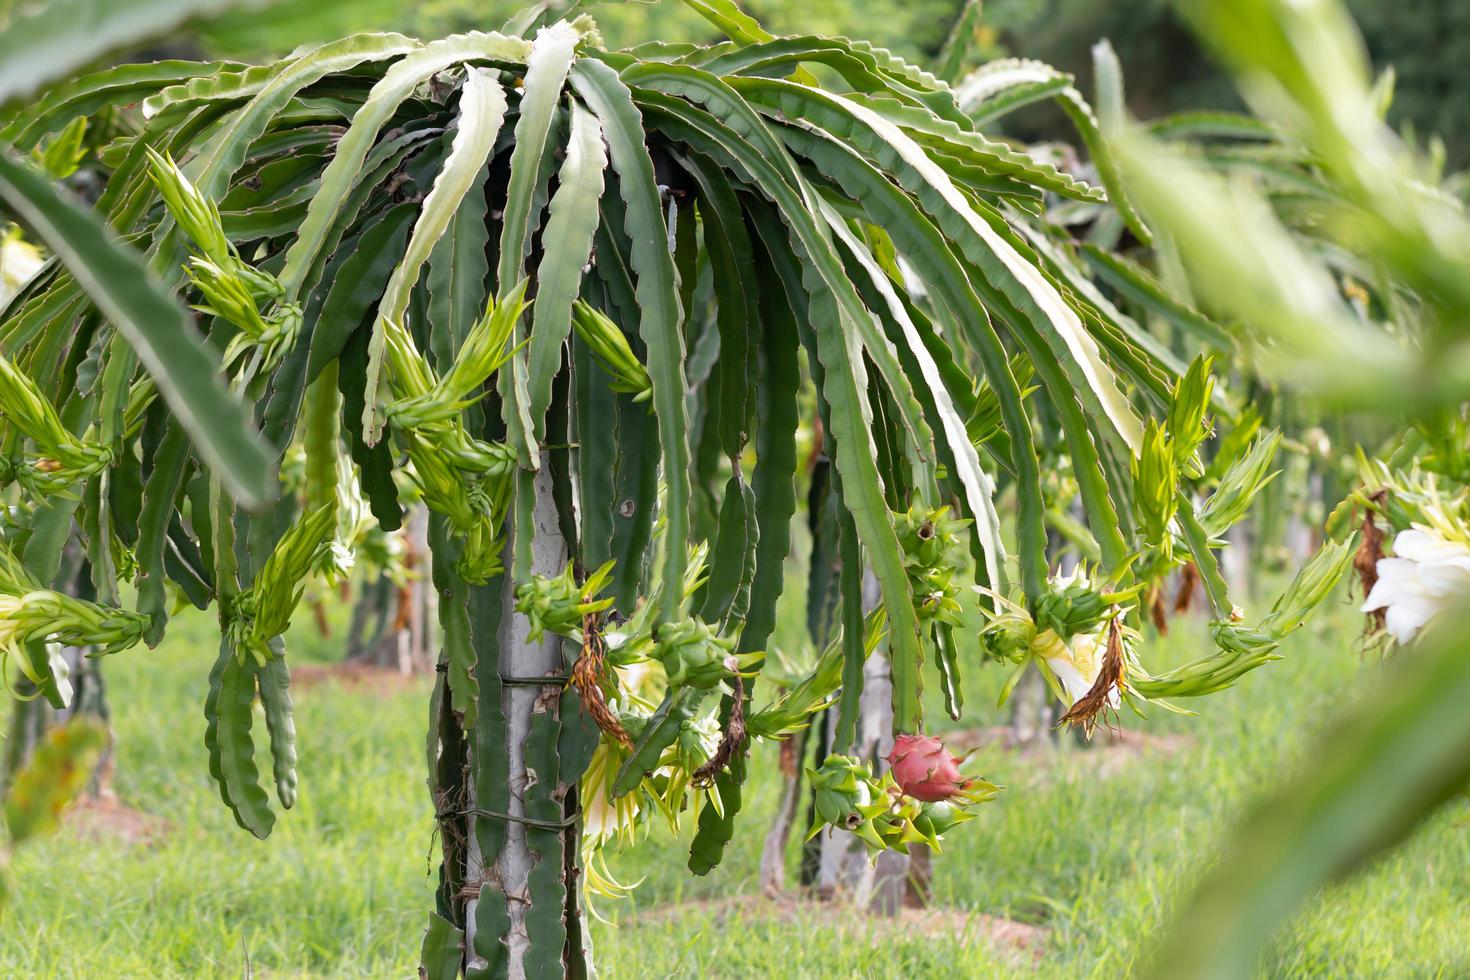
left=0, top=3, right=1355, bottom=975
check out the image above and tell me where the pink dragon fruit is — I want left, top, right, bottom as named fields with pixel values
left=886, top=733, right=970, bottom=802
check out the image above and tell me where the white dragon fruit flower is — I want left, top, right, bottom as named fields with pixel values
left=0, top=230, right=44, bottom=307
left=1033, top=625, right=1117, bottom=709
left=1361, top=524, right=1470, bottom=644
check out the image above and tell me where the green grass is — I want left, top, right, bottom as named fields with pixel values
left=2, top=591, right=1468, bottom=978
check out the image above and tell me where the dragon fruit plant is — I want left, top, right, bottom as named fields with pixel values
left=0, top=0, right=1357, bottom=974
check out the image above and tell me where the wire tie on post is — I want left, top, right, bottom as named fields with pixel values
left=436, top=806, right=582, bottom=831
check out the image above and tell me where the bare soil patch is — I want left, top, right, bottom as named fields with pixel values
left=632, top=895, right=1046, bottom=967
left=64, top=792, right=171, bottom=848
left=290, top=660, right=429, bottom=697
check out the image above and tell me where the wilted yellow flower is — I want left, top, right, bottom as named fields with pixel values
left=580, top=736, right=642, bottom=848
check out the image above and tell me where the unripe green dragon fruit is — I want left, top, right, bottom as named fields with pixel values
left=893, top=503, right=970, bottom=625
left=806, top=754, right=888, bottom=850
left=514, top=559, right=614, bottom=642
left=980, top=609, right=1036, bottom=664
left=911, top=800, right=973, bottom=850
left=806, top=750, right=1000, bottom=855
left=1034, top=573, right=1111, bottom=640
left=652, top=618, right=739, bottom=689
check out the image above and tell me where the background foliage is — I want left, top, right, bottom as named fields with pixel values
left=964, top=0, right=1470, bottom=166
left=3, top=597, right=1468, bottom=977
left=185, top=0, right=1470, bottom=167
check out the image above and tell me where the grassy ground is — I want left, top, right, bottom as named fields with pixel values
left=1, top=589, right=1467, bottom=978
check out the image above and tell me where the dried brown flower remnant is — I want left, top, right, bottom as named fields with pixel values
left=691, top=666, right=746, bottom=788
left=1354, top=491, right=1388, bottom=634
left=1059, top=618, right=1126, bottom=737
left=1174, top=562, right=1200, bottom=615
left=778, top=736, right=798, bottom=778
left=1149, top=585, right=1169, bottom=635
left=572, top=611, right=631, bottom=748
